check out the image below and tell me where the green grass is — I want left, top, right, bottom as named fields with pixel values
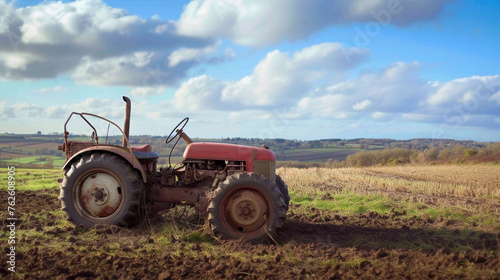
left=0, top=168, right=62, bottom=191
left=290, top=191, right=499, bottom=231
left=291, top=191, right=397, bottom=216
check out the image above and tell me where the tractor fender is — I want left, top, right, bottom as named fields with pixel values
left=61, top=145, right=147, bottom=182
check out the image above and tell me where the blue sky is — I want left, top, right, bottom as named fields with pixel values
left=1, top=0, right=499, bottom=141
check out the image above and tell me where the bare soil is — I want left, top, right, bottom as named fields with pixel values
left=1, top=190, right=499, bottom=279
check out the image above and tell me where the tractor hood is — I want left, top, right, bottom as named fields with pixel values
left=183, top=142, right=275, bottom=162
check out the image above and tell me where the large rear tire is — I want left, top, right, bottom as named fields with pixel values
left=208, top=173, right=287, bottom=242
left=59, top=153, right=142, bottom=228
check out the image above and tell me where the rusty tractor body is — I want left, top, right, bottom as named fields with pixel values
left=58, top=96, right=289, bottom=241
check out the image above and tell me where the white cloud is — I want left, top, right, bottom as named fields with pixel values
left=46, top=105, right=67, bottom=118
left=128, top=86, right=166, bottom=97
left=72, top=52, right=154, bottom=86
left=5, top=97, right=131, bottom=121
left=167, top=43, right=368, bottom=112
left=168, top=41, right=220, bottom=67
left=353, top=100, right=372, bottom=110
left=164, top=54, right=500, bottom=133
left=176, top=0, right=456, bottom=47
left=221, top=43, right=368, bottom=106
left=0, top=100, right=15, bottom=118
left=371, top=111, right=390, bottom=120
left=427, top=75, right=500, bottom=114
left=427, top=76, right=500, bottom=106
left=292, top=61, right=428, bottom=119
left=295, top=94, right=349, bottom=119
left=37, top=86, right=69, bottom=93
left=172, top=75, right=227, bottom=111
left=290, top=69, right=500, bottom=128
left=0, top=0, right=215, bottom=84
left=490, top=90, right=500, bottom=105
left=0, top=102, right=44, bottom=118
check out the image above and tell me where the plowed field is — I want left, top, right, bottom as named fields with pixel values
left=1, top=186, right=498, bottom=279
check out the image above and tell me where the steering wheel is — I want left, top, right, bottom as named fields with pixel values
left=165, top=117, right=189, bottom=144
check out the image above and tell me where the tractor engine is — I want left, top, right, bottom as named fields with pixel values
left=146, top=142, right=277, bottom=219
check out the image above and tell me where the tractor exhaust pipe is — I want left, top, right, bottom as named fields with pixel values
left=122, top=96, right=131, bottom=147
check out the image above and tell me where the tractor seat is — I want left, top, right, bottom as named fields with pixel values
left=131, top=144, right=152, bottom=153
left=131, top=144, right=160, bottom=160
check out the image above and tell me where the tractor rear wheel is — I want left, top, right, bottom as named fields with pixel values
left=208, top=173, right=287, bottom=242
left=59, top=153, right=142, bottom=228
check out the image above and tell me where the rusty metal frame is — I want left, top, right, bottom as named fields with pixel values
left=63, top=112, right=134, bottom=160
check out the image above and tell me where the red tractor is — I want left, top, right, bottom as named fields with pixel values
left=58, top=96, right=289, bottom=241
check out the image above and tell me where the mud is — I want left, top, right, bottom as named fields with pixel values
left=1, top=190, right=499, bottom=279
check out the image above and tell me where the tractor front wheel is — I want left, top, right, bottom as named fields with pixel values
left=276, top=175, right=290, bottom=209
left=59, top=153, right=143, bottom=228
left=208, top=173, right=287, bottom=242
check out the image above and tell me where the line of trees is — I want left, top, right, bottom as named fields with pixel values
left=277, top=142, right=500, bottom=169
left=345, top=142, right=500, bottom=167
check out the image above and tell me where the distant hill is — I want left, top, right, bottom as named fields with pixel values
left=0, top=133, right=495, bottom=169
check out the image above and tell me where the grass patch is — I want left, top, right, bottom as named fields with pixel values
left=187, top=231, right=214, bottom=243
left=291, top=192, right=397, bottom=216
left=0, top=168, right=61, bottom=191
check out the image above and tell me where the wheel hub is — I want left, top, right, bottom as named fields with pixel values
left=79, top=173, right=122, bottom=217
left=227, top=189, right=268, bottom=232
left=92, top=187, right=108, bottom=205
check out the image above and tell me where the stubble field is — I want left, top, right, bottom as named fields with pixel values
left=1, top=165, right=499, bottom=279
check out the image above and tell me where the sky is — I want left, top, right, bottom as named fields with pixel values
left=0, top=0, right=499, bottom=141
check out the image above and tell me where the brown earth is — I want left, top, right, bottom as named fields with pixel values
left=0, top=152, right=33, bottom=159
left=1, top=190, right=499, bottom=279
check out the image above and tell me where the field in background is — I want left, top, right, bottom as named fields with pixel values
left=1, top=165, right=498, bottom=279
left=281, top=165, right=500, bottom=199
left=4, top=133, right=498, bottom=169
left=0, top=138, right=359, bottom=168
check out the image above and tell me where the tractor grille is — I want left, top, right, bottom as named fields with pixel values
left=227, top=161, right=246, bottom=175
left=254, top=160, right=276, bottom=182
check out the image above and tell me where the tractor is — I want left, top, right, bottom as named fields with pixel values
left=58, top=96, right=289, bottom=241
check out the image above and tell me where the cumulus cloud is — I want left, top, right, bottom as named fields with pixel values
left=72, top=52, right=160, bottom=86
left=172, top=75, right=227, bottom=111
left=0, top=100, right=15, bottom=118
left=128, top=86, right=166, bottom=97
left=0, top=0, right=215, bottom=88
left=164, top=51, right=500, bottom=132
left=168, top=41, right=221, bottom=67
left=291, top=61, right=429, bottom=119
left=353, top=100, right=372, bottom=110
left=427, top=76, right=500, bottom=107
left=176, top=0, right=456, bottom=47
left=1, top=96, right=131, bottom=121
left=168, top=43, right=368, bottom=112
left=425, top=75, right=500, bottom=128
left=216, top=59, right=499, bottom=131
left=0, top=101, right=44, bottom=118
left=222, top=43, right=368, bottom=107
left=36, top=86, right=69, bottom=93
